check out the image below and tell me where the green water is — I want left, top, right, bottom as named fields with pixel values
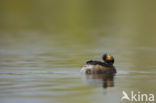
left=0, top=0, right=156, bottom=103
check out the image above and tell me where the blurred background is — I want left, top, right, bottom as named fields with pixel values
left=0, top=0, right=156, bottom=103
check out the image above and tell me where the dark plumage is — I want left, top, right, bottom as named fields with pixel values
left=86, top=60, right=111, bottom=67
left=81, top=54, right=117, bottom=74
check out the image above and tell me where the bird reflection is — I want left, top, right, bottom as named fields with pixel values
left=81, top=73, right=115, bottom=88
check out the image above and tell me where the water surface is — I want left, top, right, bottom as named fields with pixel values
left=0, top=1, right=156, bottom=103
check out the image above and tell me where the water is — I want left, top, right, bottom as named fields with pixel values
left=0, top=31, right=156, bottom=103
left=1, top=1, right=156, bottom=103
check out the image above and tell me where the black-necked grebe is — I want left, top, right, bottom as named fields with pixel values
left=81, top=54, right=116, bottom=74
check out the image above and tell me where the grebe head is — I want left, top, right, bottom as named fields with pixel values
left=102, top=54, right=114, bottom=65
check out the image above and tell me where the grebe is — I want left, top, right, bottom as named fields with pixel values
left=81, top=54, right=116, bottom=74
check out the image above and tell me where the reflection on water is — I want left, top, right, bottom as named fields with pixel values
left=81, top=73, right=115, bottom=89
